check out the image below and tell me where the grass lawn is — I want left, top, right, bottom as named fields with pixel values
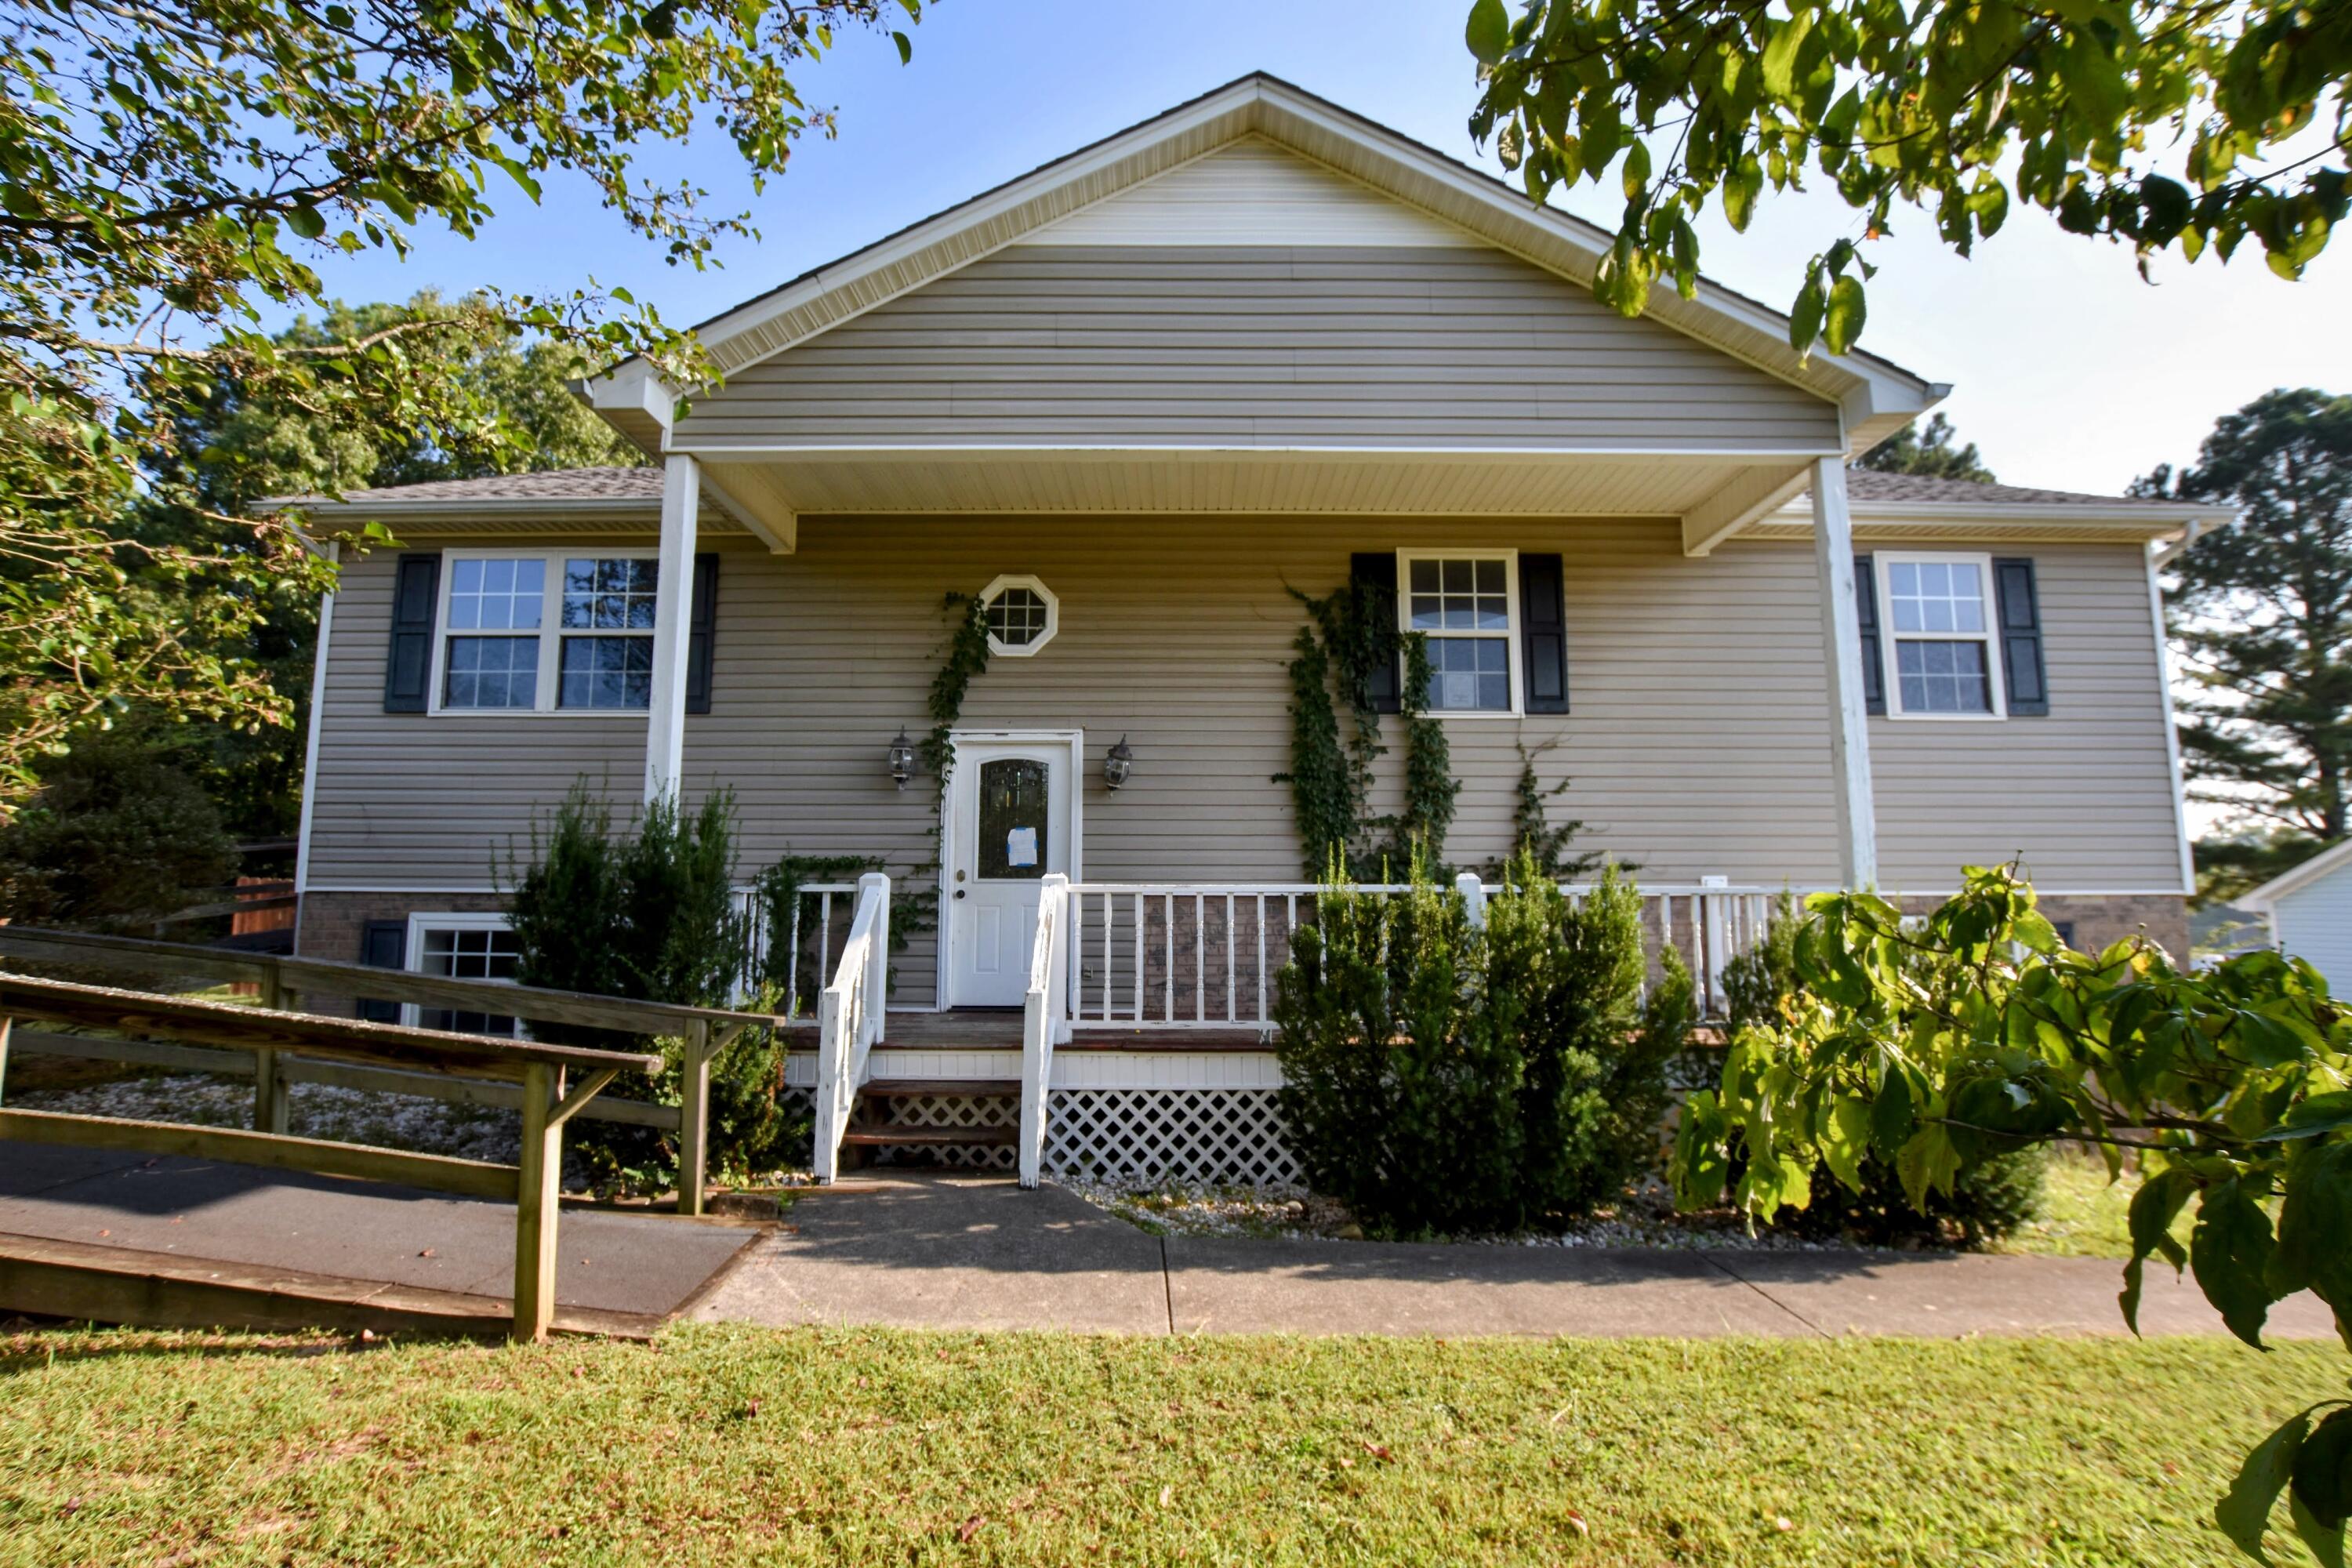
left=2, top=1326, right=2339, bottom=1566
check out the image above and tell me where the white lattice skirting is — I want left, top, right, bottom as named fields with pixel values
left=1043, top=1088, right=1301, bottom=1186
left=785, top=1085, right=1303, bottom=1185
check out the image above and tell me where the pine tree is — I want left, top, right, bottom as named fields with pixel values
left=1854, top=412, right=1996, bottom=482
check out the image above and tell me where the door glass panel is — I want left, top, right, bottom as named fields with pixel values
left=976, top=757, right=1049, bottom=880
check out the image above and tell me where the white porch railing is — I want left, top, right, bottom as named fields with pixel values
left=1018, top=873, right=1073, bottom=1189
left=811, top=872, right=890, bottom=1184
left=1062, top=877, right=1805, bottom=1029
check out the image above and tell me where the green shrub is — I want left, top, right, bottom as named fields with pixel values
left=1717, top=891, right=2045, bottom=1246
left=501, top=782, right=797, bottom=1186
left=1273, top=853, right=1692, bottom=1235
left=0, top=734, right=238, bottom=929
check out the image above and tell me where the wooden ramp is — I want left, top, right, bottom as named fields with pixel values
left=0, top=1141, right=764, bottom=1339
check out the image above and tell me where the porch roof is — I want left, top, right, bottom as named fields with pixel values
left=290, top=464, right=2227, bottom=550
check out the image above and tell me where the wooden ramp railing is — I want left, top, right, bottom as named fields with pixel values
left=0, top=927, right=791, bottom=1217
left=0, top=971, right=662, bottom=1341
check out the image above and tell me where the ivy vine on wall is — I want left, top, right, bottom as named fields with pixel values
left=1276, top=579, right=1458, bottom=878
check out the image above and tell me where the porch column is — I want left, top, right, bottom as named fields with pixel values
left=1810, top=457, right=1879, bottom=887
left=645, top=453, right=699, bottom=803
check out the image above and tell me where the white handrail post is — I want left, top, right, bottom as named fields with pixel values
left=859, top=871, right=890, bottom=1049
left=1019, top=873, right=1068, bottom=1189
left=1455, top=871, right=1487, bottom=929
left=1700, top=875, right=1730, bottom=1015
left=813, top=989, right=846, bottom=1184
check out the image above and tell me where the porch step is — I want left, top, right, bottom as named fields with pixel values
left=862, top=1078, right=1020, bottom=1098
left=840, top=1125, right=1019, bottom=1149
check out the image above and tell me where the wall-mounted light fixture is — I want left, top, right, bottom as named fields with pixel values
left=887, top=728, right=916, bottom=790
left=1103, top=735, right=1134, bottom=791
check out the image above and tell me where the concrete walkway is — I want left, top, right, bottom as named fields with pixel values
left=693, top=1172, right=2345, bottom=1340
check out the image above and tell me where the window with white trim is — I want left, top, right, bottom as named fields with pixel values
left=979, top=574, right=1058, bottom=657
left=1400, top=551, right=1519, bottom=714
left=405, top=913, right=521, bottom=1036
left=434, top=550, right=661, bottom=713
left=1875, top=552, right=2008, bottom=719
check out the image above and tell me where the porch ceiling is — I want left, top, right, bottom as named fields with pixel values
left=698, top=449, right=1814, bottom=529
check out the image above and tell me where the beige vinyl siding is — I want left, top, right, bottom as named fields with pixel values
left=304, top=542, right=646, bottom=888
left=677, top=246, right=1842, bottom=454
left=1867, top=541, right=2186, bottom=893
left=300, top=520, right=2187, bottom=1004
left=1019, top=138, right=1478, bottom=248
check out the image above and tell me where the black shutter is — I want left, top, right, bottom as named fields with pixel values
left=383, top=553, right=441, bottom=713
left=1350, top=552, right=1402, bottom=713
left=1519, top=552, right=1570, bottom=714
left=1993, top=557, right=2049, bottom=716
left=685, top=553, right=720, bottom=715
left=356, top=920, right=406, bottom=1025
left=1853, top=553, right=1886, bottom=716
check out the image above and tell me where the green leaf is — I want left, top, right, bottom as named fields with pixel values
left=285, top=204, right=326, bottom=240
left=891, top=30, right=912, bottom=64
left=2121, top=1167, right=2195, bottom=1333
left=1788, top=276, right=1825, bottom=354
left=2190, top=1178, right=2280, bottom=1348
left=1465, top=0, right=1511, bottom=65
left=1870, top=1068, right=1913, bottom=1163
left=2219, top=1408, right=2309, bottom=1563
left=1761, top=9, right=1814, bottom=100
left=2295, top=1411, right=2352, bottom=1535
left=2274, top=1142, right=2352, bottom=1330
left=1723, top=151, right=1762, bottom=232
left=2296, top=1488, right=2349, bottom=1568
left=2257, top=1091, right=2352, bottom=1142
left=1821, top=274, right=1866, bottom=354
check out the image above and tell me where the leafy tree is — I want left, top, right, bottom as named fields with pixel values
left=1855, top=412, right=1997, bottom=483
left=1673, top=868, right=2351, bottom=1564
left=2139, top=390, right=2352, bottom=860
left=0, top=731, right=238, bottom=931
left=135, top=297, right=644, bottom=838
left=0, top=0, right=921, bottom=815
left=1464, top=0, right=2349, bottom=355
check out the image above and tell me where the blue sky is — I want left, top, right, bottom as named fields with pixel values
left=306, top=0, right=2352, bottom=495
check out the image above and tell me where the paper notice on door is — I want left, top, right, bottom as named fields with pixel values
left=1005, top=826, right=1039, bottom=868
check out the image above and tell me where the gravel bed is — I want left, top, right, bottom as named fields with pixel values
left=14, top=1072, right=550, bottom=1173
left=1051, top=1174, right=1896, bottom=1252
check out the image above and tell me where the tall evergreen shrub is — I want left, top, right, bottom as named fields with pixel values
left=501, top=782, right=795, bottom=1185
left=1274, top=853, right=1692, bottom=1234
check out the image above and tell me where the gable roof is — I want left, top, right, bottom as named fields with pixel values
left=587, top=73, right=1939, bottom=458
left=2241, top=838, right=2352, bottom=911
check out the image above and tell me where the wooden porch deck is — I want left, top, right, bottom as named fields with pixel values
left=779, top=1010, right=1276, bottom=1053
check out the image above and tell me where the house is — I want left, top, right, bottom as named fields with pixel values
left=2241, top=840, right=2352, bottom=984
left=289, top=74, right=2228, bottom=1183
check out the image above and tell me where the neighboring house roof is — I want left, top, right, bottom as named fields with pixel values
left=584, top=72, right=1938, bottom=462
left=2241, top=839, right=2352, bottom=912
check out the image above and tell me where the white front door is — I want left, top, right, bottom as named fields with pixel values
left=947, top=739, right=1073, bottom=1007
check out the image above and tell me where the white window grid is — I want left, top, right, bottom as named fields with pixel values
left=978, top=573, right=1059, bottom=658
left=1873, top=551, right=2008, bottom=721
left=401, top=912, right=523, bottom=1036
left=430, top=548, right=661, bottom=714
left=1396, top=549, right=1521, bottom=717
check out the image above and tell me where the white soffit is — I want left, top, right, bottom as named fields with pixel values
left=1018, top=136, right=1478, bottom=248
left=704, top=450, right=1759, bottom=517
